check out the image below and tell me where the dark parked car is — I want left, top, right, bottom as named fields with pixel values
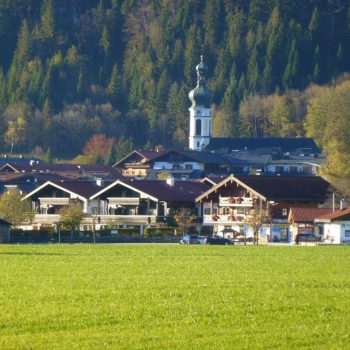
left=295, top=233, right=319, bottom=244
left=206, top=235, right=234, bottom=245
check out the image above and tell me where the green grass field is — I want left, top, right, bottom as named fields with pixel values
left=0, top=244, right=349, bottom=349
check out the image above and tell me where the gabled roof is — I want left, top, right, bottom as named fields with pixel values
left=288, top=207, right=333, bottom=224
left=315, top=207, right=350, bottom=222
left=206, top=137, right=321, bottom=154
left=113, top=150, right=165, bottom=167
left=196, top=175, right=266, bottom=202
left=23, top=180, right=109, bottom=201
left=196, top=175, right=330, bottom=203
left=91, top=179, right=211, bottom=203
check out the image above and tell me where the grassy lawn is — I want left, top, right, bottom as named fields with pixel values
left=0, top=244, right=349, bottom=349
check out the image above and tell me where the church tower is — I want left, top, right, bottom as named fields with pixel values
left=188, top=55, right=213, bottom=151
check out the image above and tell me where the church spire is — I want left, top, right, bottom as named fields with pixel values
left=189, top=55, right=212, bottom=108
left=188, top=55, right=213, bottom=151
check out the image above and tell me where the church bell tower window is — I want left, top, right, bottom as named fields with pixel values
left=195, top=119, right=202, bottom=136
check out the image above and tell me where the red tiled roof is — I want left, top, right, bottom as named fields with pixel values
left=289, top=207, right=333, bottom=223
left=316, top=207, right=350, bottom=221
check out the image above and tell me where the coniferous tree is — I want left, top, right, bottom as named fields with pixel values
left=283, top=39, right=299, bottom=89
left=107, top=64, right=122, bottom=108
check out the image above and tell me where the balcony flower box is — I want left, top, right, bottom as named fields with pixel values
left=212, top=214, right=219, bottom=221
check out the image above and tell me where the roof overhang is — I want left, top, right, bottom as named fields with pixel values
left=90, top=179, right=158, bottom=202
left=0, top=163, right=20, bottom=173
left=195, top=175, right=266, bottom=202
left=22, top=181, right=88, bottom=202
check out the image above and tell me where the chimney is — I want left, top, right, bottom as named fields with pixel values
left=166, top=175, right=175, bottom=187
left=96, top=178, right=104, bottom=187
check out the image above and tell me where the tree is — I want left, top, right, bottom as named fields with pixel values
left=59, top=202, right=84, bottom=242
left=243, top=208, right=263, bottom=245
left=305, top=79, right=350, bottom=196
left=115, top=136, right=133, bottom=162
left=0, top=192, right=34, bottom=227
left=83, top=134, right=116, bottom=164
left=107, top=64, right=122, bottom=107
left=283, top=39, right=299, bottom=89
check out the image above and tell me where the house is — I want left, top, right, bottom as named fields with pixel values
left=196, top=175, right=330, bottom=242
left=89, top=178, right=210, bottom=233
left=0, top=218, right=11, bottom=243
left=0, top=172, right=71, bottom=196
left=112, top=150, right=165, bottom=178
left=22, top=180, right=105, bottom=229
left=22, top=178, right=211, bottom=234
left=288, top=207, right=333, bottom=242
left=315, top=208, right=350, bottom=244
left=145, top=149, right=250, bottom=180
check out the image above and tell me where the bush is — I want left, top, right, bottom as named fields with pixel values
left=144, top=227, right=176, bottom=237
left=10, top=229, right=53, bottom=239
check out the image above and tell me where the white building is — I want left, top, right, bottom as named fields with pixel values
left=315, top=208, right=350, bottom=244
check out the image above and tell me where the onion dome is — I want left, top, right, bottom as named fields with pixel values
left=189, top=55, right=213, bottom=108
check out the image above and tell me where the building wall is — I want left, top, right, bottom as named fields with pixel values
left=153, top=161, right=203, bottom=171
left=0, top=225, right=10, bottom=243
left=324, top=221, right=350, bottom=244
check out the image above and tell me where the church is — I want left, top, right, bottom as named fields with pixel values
left=113, top=56, right=324, bottom=179
left=187, top=55, right=321, bottom=156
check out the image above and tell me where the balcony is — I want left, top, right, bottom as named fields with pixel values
left=32, top=214, right=157, bottom=226
left=204, top=214, right=246, bottom=224
left=219, top=197, right=253, bottom=207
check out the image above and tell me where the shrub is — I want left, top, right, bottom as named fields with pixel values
left=143, top=227, right=176, bottom=237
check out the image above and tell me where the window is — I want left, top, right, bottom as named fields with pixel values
left=275, top=166, right=284, bottom=174
left=204, top=208, right=211, bottom=215
left=282, top=208, right=288, bottom=216
left=185, top=164, right=193, bottom=170
left=195, top=119, right=201, bottom=136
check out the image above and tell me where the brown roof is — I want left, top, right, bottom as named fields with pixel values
left=235, top=175, right=330, bottom=201
left=289, top=207, right=333, bottom=223
left=92, top=179, right=211, bottom=203
left=1, top=162, right=119, bottom=174
left=123, top=180, right=211, bottom=202
left=196, top=175, right=330, bottom=203
left=113, top=150, right=166, bottom=167
left=316, top=207, right=350, bottom=222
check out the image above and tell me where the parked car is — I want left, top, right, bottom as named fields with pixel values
left=180, top=234, right=207, bottom=245
left=206, top=235, right=234, bottom=245
left=295, top=233, right=319, bottom=244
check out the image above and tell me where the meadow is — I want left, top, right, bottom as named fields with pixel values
left=0, top=244, right=349, bottom=349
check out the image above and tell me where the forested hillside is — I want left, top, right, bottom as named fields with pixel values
left=0, top=0, right=349, bottom=159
